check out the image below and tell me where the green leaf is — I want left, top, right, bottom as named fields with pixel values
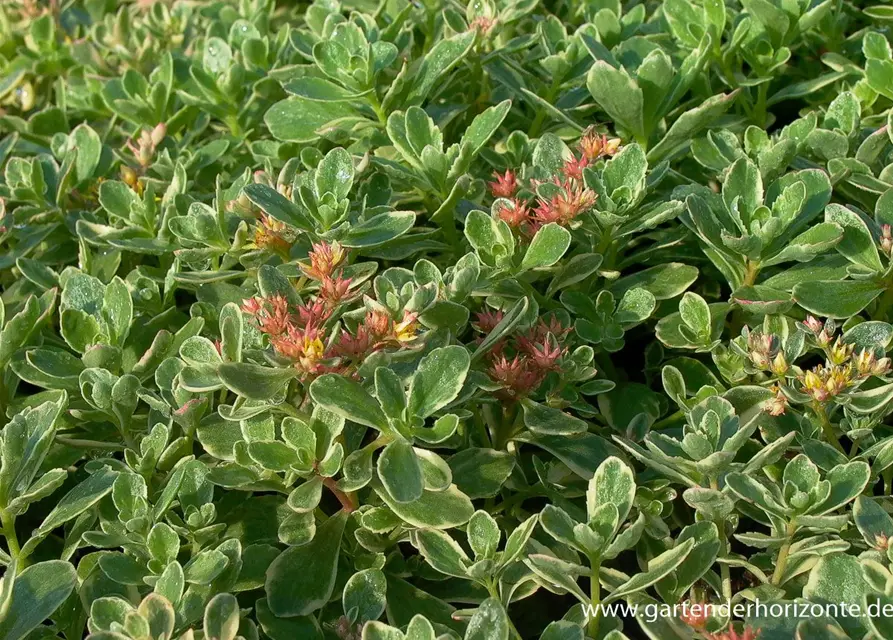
left=532, top=134, right=571, bottom=176
left=343, top=211, right=415, bottom=248
left=375, top=484, right=474, bottom=529
left=311, top=374, right=387, bottom=431
left=540, top=622, right=585, bottom=640
left=586, top=61, right=644, bottom=141
left=524, top=554, right=589, bottom=603
left=520, top=223, right=571, bottom=271
left=103, top=277, right=132, bottom=346
left=649, top=92, right=738, bottom=162
left=763, top=222, right=843, bottom=266
left=362, top=622, right=405, bottom=640
left=462, top=100, right=512, bottom=156
left=466, top=598, right=509, bottom=640
left=378, top=440, right=424, bottom=504
left=725, top=472, right=787, bottom=517
left=610, top=263, right=698, bottom=300
left=204, top=593, right=240, bottom=640
left=315, top=148, right=354, bottom=200
left=411, top=529, right=470, bottom=578
left=98, top=181, right=141, bottom=223
left=655, top=522, right=720, bottom=604
left=0, top=393, right=67, bottom=509
left=406, top=32, right=476, bottom=105
left=343, top=569, right=387, bottom=625
left=36, top=467, right=117, bottom=536
left=825, top=204, right=883, bottom=271
left=265, top=510, right=348, bottom=616
left=264, top=97, right=362, bottom=143
left=866, top=593, right=893, bottom=640
left=408, top=346, right=470, bottom=419
left=217, top=363, right=296, bottom=400
left=256, top=598, right=323, bottom=640
left=546, top=254, right=604, bottom=296
left=603, top=143, right=647, bottom=198
left=587, top=456, right=635, bottom=525
left=468, top=511, right=500, bottom=559
left=0, top=560, right=77, bottom=640
left=854, top=496, right=893, bottom=548
left=184, top=549, right=229, bottom=584
left=678, top=292, right=711, bottom=339
left=843, top=321, right=893, bottom=352
left=70, top=124, right=102, bottom=183
left=813, top=461, right=870, bottom=515
left=793, top=279, right=885, bottom=318
left=243, top=183, right=311, bottom=231
left=448, top=448, right=515, bottom=499
left=521, top=399, right=587, bottom=436
left=472, top=297, right=528, bottom=361
left=803, top=555, right=865, bottom=609
left=204, top=37, right=233, bottom=74
left=602, top=538, right=695, bottom=603
left=683, top=487, right=736, bottom=520
left=515, top=431, right=620, bottom=479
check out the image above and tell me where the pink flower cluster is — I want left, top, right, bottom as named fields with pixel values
left=241, top=243, right=420, bottom=377
left=488, top=129, right=620, bottom=234
left=475, top=312, right=572, bottom=398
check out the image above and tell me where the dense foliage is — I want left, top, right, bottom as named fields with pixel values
left=5, top=0, right=893, bottom=639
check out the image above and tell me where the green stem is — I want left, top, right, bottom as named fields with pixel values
left=55, top=436, right=124, bottom=450
left=527, top=76, right=562, bottom=138
left=117, top=419, right=137, bottom=451
left=874, top=283, right=893, bottom=321
left=1, top=509, right=20, bottom=563
left=493, top=405, right=522, bottom=450
left=754, top=82, right=769, bottom=127
left=0, top=371, right=7, bottom=424
left=487, top=582, right=522, bottom=640
left=814, top=402, right=845, bottom=453
left=652, top=410, right=685, bottom=431
left=490, top=490, right=542, bottom=516
left=743, top=260, right=760, bottom=287
left=771, top=523, right=797, bottom=586
left=323, top=476, right=357, bottom=513
left=367, top=92, right=387, bottom=126
left=588, top=556, right=602, bottom=638
left=711, top=478, right=733, bottom=601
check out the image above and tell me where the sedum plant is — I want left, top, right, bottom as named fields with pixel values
left=5, top=1, right=893, bottom=640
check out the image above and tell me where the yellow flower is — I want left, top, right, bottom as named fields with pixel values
left=393, top=312, right=420, bottom=343
left=829, top=337, right=854, bottom=365
left=800, top=364, right=852, bottom=402
left=769, top=352, right=788, bottom=376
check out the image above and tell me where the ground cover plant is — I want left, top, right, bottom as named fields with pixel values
left=6, top=0, right=893, bottom=639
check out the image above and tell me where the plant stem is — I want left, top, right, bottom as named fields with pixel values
left=771, top=523, right=796, bottom=586
left=527, top=76, right=562, bottom=138
left=367, top=92, right=387, bottom=126
left=323, top=476, right=357, bottom=513
left=813, top=402, right=845, bottom=453
left=1, top=509, right=20, bottom=563
left=588, top=556, right=602, bottom=639
left=743, top=260, right=760, bottom=287
left=55, top=436, right=124, bottom=450
left=652, top=409, right=684, bottom=430
left=493, top=405, right=523, bottom=450
left=488, top=582, right=522, bottom=640
left=0, top=371, right=8, bottom=423
left=874, top=283, right=893, bottom=321
left=710, top=477, right=733, bottom=601
left=754, top=82, right=769, bottom=127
